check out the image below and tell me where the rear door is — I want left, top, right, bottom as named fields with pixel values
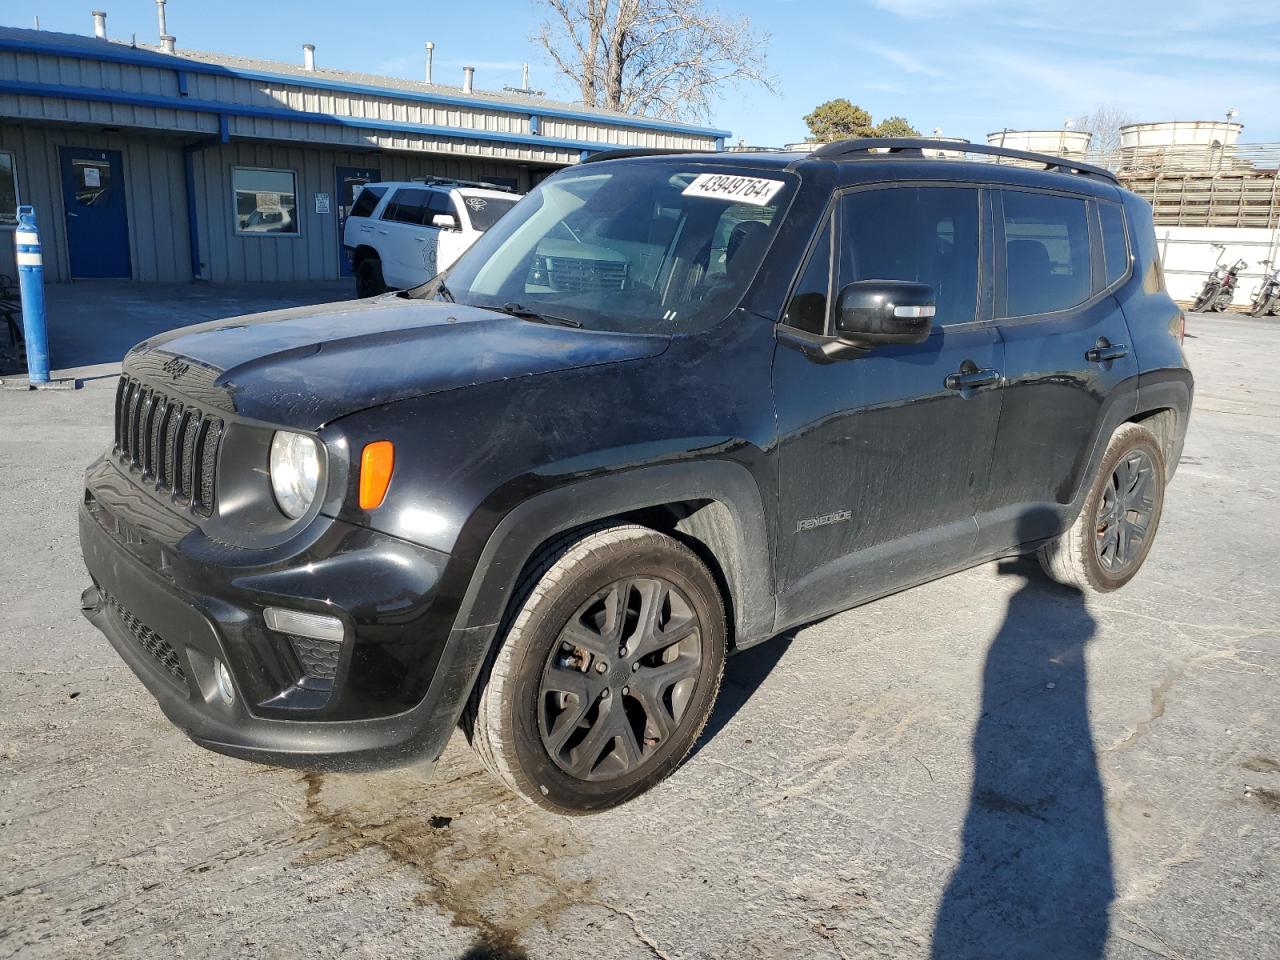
left=772, top=183, right=1004, bottom=624
left=977, top=188, right=1139, bottom=554
left=335, top=166, right=380, bottom=276
left=377, top=187, right=430, bottom=288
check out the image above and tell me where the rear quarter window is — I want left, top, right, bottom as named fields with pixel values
left=1098, top=201, right=1130, bottom=287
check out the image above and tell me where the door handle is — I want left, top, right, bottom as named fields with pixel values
left=1086, top=340, right=1130, bottom=363
left=945, top=366, right=1002, bottom=391
left=414, top=236, right=426, bottom=242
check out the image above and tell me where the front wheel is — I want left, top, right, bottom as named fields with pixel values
left=1211, top=290, right=1232, bottom=312
left=465, top=525, right=726, bottom=815
left=1037, top=423, right=1166, bottom=593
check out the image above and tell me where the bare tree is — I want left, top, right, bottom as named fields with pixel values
left=534, top=0, right=776, bottom=122
left=1075, top=104, right=1134, bottom=157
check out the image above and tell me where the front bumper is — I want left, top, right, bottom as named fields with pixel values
left=78, top=465, right=495, bottom=770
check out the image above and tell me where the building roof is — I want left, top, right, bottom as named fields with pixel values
left=0, top=25, right=730, bottom=139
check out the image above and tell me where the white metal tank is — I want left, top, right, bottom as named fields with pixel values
left=986, top=129, right=1093, bottom=157
left=1120, top=120, right=1243, bottom=149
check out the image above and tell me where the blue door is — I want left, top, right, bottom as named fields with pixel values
left=335, top=165, right=381, bottom=276
left=59, top=147, right=131, bottom=279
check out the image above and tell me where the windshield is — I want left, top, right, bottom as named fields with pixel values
left=459, top=193, right=518, bottom=231
left=422, top=162, right=797, bottom=333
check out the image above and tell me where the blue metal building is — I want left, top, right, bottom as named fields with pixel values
left=0, top=18, right=728, bottom=284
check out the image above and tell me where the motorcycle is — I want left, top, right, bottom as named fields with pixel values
left=1249, top=258, right=1279, bottom=317
left=1192, top=245, right=1248, bottom=313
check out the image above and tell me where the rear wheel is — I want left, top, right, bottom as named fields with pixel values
left=1037, top=423, right=1166, bottom=593
left=355, top=257, right=386, bottom=298
left=1192, top=283, right=1218, bottom=312
left=466, top=525, right=726, bottom=815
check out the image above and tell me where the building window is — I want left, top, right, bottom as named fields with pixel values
left=0, top=151, right=18, bottom=226
left=232, top=167, right=298, bottom=235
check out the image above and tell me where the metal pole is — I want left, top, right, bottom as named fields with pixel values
left=14, top=206, right=50, bottom=384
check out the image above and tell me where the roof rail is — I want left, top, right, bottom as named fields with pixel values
left=409, top=175, right=518, bottom=193
left=580, top=147, right=714, bottom=164
left=808, top=138, right=1118, bottom=184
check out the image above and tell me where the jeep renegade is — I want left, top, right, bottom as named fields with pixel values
left=80, top=140, right=1192, bottom=814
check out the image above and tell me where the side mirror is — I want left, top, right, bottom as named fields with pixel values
left=835, top=280, right=935, bottom=348
left=432, top=213, right=459, bottom=230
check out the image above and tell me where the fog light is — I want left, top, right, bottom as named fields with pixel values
left=264, top=606, right=345, bottom=642
left=215, top=659, right=235, bottom=705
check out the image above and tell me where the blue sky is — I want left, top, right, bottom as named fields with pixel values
left=9, top=0, right=1280, bottom=144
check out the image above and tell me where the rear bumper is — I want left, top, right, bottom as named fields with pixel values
left=78, top=488, right=495, bottom=771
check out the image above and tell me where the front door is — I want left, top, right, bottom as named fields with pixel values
left=335, top=165, right=380, bottom=276
left=59, top=147, right=131, bottom=279
left=772, top=184, right=1004, bottom=626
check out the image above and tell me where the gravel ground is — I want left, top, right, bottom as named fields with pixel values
left=1, top=312, right=1277, bottom=960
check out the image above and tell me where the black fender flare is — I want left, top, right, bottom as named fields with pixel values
left=452, top=460, right=777, bottom=649
left=1136, top=368, right=1194, bottom=479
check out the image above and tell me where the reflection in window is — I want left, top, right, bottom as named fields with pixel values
left=784, top=217, right=832, bottom=335
left=233, top=167, right=298, bottom=235
left=0, top=151, right=16, bottom=225
left=840, top=187, right=979, bottom=326
left=1098, top=202, right=1130, bottom=287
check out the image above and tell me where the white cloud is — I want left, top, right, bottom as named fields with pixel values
left=869, top=44, right=942, bottom=76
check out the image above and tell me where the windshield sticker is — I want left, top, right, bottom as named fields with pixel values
left=681, top=173, right=785, bottom=207
left=465, top=196, right=488, bottom=210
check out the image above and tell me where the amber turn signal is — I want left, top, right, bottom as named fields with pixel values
left=359, top=440, right=395, bottom=510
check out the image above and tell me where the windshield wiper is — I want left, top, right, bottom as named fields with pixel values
left=497, top=301, right=582, bottom=328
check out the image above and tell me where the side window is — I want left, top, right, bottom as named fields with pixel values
left=1, top=150, right=19, bottom=225
left=1001, top=191, right=1092, bottom=316
left=383, top=188, right=427, bottom=225
left=839, top=187, right=979, bottom=326
left=1098, top=202, right=1130, bottom=287
left=783, top=216, right=832, bottom=335
left=348, top=185, right=385, bottom=219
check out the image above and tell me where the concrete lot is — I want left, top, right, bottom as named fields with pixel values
left=0, top=312, right=1277, bottom=960
left=0, top=281, right=353, bottom=380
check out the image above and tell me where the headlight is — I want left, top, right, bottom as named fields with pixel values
left=269, top=431, right=321, bottom=519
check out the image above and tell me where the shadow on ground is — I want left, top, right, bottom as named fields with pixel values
left=933, top=511, right=1114, bottom=959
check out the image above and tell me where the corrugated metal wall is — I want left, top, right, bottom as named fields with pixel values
left=1, top=45, right=720, bottom=159
left=191, top=140, right=537, bottom=282
left=0, top=121, right=541, bottom=284
left=0, top=122, right=190, bottom=283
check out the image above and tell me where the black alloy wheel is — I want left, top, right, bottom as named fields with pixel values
left=538, top=576, right=703, bottom=781
left=1094, top=448, right=1157, bottom=576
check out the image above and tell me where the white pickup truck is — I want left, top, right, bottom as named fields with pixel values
left=343, top=179, right=521, bottom=296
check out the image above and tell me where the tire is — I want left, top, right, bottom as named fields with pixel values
left=1037, top=423, right=1166, bottom=593
left=355, top=257, right=386, bottom=298
left=1211, top=291, right=1231, bottom=313
left=465, top=524, right=727, bottom=815
left=1191, top=283, right=1218, bottom=312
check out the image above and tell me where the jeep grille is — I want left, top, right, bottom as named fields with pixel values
left=113, top=375, right=224, bottom=516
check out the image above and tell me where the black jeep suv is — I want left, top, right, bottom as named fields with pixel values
left=80, top=140, right=1192, bottom=814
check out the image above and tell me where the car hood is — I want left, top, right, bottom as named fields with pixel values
left=129, top=296, right=670, bottom=429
